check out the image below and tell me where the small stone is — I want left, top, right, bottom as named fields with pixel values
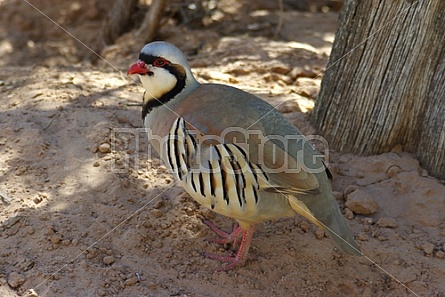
left=33, top=196, right=43, bottom=204
left=8, top=272, right=26, bottom=288
left=343, top=185, right=358, bottom=198
left=276, top=100, right=301, bottom=113
left=125, top=277, right=139, bottom=286
left=344, top=208, right=354, bottom=220
left=153, top=241, right=163, bottom=249
left=270, top=64, right=292, bottom=75
left=289, top=66, right=317, bottom=79
left=98, top=143, right=111, bottom=154
left=93, top=161, right=100, bottom=167
left=386, top=165, right=402, bottom=178
left=363, top=217, right=374, bottom=225
left=148, top=282, right=157, bottom=290
left=150, top=209, right=163, bottom=218
left=376, top=217, right=398, bottom=228
left=50, top=234, right=63, bottom=244
left=377, top=235, right=388, bottom=241
left=345, top=190, right=378, bottom=215
left=153, top=200, right=164, bottom=209
left=52, top=274, right=60, bottom=280
left=314, top=227, right=325, bottom=239
left=420, top=243, right=435, bottom=255
left=299, top=221, right=310, bottom=233
left=356, top=232, right=368, bottom=241
left=103, top=256, right=115, bottom=265
left=435, top=251, right=445, bottom=259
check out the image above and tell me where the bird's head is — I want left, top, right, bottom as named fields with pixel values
left=128, top=41, right=199, bottom=102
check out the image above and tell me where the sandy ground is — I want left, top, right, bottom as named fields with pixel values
left=1, top=1, right=444, bottom=296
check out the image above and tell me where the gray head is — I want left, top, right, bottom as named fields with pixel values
left=128, top=41, right=198, bottom=100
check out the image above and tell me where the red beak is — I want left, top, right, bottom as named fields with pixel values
left=127, top=60, right=151, bottom=75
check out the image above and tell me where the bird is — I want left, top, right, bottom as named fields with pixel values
left=127, top=41, right=361, bottom=270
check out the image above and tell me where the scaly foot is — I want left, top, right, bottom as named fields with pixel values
left=201, top=220, right=255, bottom=271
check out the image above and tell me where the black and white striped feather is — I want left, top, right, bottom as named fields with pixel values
left=165, top=118, right=273, bottom=218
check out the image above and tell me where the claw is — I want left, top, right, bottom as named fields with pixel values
left=201, top=220, right=255, bottom=271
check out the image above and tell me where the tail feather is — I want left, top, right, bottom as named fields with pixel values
left=293, top=174, right=361, bottom=256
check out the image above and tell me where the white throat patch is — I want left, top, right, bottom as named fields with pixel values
left=139, top=66, right=177, bottom=100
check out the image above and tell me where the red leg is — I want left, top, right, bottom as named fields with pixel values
left=201, top=221, right=255, bottom=271
left=202, top=219, right=243, bottom=245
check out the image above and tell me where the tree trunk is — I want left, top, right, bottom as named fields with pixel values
left=101, top=0, right=138, bottom=45
left=311, top=0, right=445, bottom=179
left=137, top=0, right=167, bottom=43
left=417, top=45, right=445, bottom=179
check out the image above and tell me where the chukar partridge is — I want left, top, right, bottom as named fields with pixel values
left=128, top=41, right=360, bottom=270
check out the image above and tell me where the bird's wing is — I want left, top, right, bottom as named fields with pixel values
left=256, top=137, right=321, bottom=195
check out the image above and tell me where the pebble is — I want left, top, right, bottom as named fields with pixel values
left=344, top=208, right=354, bottom=220
left=150, top=209, right=163, bottom=218
left=362, top=217, right=374, bottom=225
left=8, top=271, right=26, bottom=288
left=420, top=243, right=434, bottom=255
left=125, top=277, right=139, bottom=286
left=50, top=234, right=63, bottom=244
left=98, top=143, right=111, bottom=153
left=26, top=226, right=35, bottom=235
left=103, top=256, right=115, bottom=265
left=376, top=217, right=398, bottom=228
left=356, top=232, right=369, bottom=241
left=436, top=251, right=445, bottom=259
left=386, top=165, right=402, bottom=178
left=314, top=228, right=325, bottom=239
left=148, top=282, right=157, bottom=290
left=289, top=66, right=317, bottom=79
left=33, top=196, right=43, bottom=204
left=270, top=64, right=292, bottom=75
left=275, top=100, right=301, bottom=113
left=343, top=185, right=358, bottom=198
left=299, top=221, right=310, bottom=233
left=345, top=189, right=378, bottom=215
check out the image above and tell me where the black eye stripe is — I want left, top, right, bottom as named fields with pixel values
left=139, top=53, right=171, bottom=66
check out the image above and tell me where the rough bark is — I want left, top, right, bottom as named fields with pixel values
left=311, top=0, right=445, bottom=179
left=101, top=0, right=138, bottom=45
left=417, top=44, right=445, bottom=179
left=137, top=0, right=167, bottom=43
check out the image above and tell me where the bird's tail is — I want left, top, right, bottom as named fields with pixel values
left=289, top=178, right=361, bottom=256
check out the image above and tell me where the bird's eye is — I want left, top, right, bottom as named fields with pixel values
left=153, top=58, right=168, bottom=67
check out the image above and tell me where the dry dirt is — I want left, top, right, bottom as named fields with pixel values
left=1, top=1, right=445, bottom=297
